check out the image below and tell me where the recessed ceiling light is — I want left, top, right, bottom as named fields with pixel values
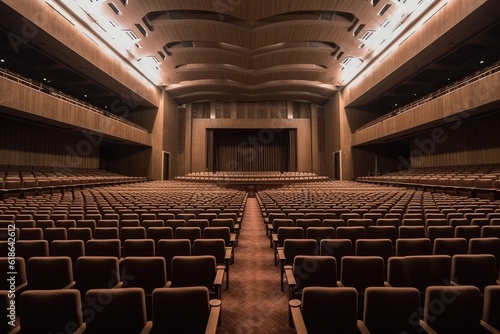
left=84, top=94, right=88, bottom=98
left=0, top=59, right=4, bottom=63
left=480, top=60, right=484, bottom=64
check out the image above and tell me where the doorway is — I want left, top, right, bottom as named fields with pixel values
left=162, top=151, right=170, bottom=180
left=332, top=151, right=341, bottom=180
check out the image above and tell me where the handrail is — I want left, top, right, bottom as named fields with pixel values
left=356, top=61, right=500, bottom=132
left=0, top=67, right=149, bottom=133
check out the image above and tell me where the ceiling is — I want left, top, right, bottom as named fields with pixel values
left=0, top=0, right=499, bottom=114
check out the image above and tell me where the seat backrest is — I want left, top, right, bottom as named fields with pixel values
left=20, top=289, right=83, bottom=333
left=164, top=219, right=186, bottom=232
left=272, top=219, right=293, bottom=233
left=399, top=226, right=426, bottom=239
left=49, top=240, right=85, bottom=264
left=451, top=254, right=497, bottom=292
left=67, top=227, right=93, bottom=242
left=277, top=227, right=304, bottom=246
left=94, top=227, right=119, bottom=239
left=340, top=256, right=385, bottom=291
left=363, top=287, right=421, bottom=334
left=336, top=226, right=365, bottom=244
left=120, top=227, right=147, bottom=244
left=293, top=256, right=337, bottom=290
left=355, top=239, right=393, bottom=263
left=84, top=288, right=147, bottom=334
left=296, top=218, right=322, bottom=230
left=301, top=287, right=359, bottom=334
left=169, top=255, right=216, bottom=289
left=0, top=257, right=26, bottom=290
left=123, top=239, right=156, bottom=257
left=193, top=239, right=226, bottom=264
left=454, top=225, right=481, bottom=240
left=400, top=255, right=452, bottom=292
left=152, top=286, right=211, bottom=333
left=366, top=226, right=397, bottom=243
left=123, top=257, right=167, bottom=294
left=283, top=239, right=317, bottom=265
left=27, top=256, right=74, bottom=289
left=433, top=237, right=468, bottom=256
left=396, top=238, right=431, bottom=256
left=483, top=285, right=500, bottom=330
left=85, top=239, right=121, bottom=258
left=174, top=227, right=201, bottom=243
left=468, top=237, right=500, bottom=269
left=306, top=227, right=335, bottom=243
left=424, top=286, right=482, bottom=334
left=76, top=256, right=120, bottom=293
left=16, top=240, right=49, bottom=261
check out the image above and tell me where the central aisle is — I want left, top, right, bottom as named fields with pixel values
left=217, top=196, right=296, bottom=334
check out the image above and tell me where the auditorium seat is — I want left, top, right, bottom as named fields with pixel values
left=433, top=237, right=468, bottom=256
left=148, top=286, right=220, bottom=334
left=482, top=285, right=500, bottom=332
left=122, top=257, right=168, bottom=319
left=174, top=227, right=201, bottom=245
left=85, top=239, right=121, bottom=258
left=16, top=240, right=49, bottom=261
left=123, top=239, right=155, bottom=257
left=284, top=255, right=337, bottom=300
left=338, top=256, right=385, bottom=317
left=84, top=288, right=151, bottom=333
left=67, top=227, right=92, bottom=243
left=157, top=239, right=191, bottom=278
left=0, top=257, right=27, bottom=296
left=398, top=226, right=426, bottom=239
left=451, top=254, right=497, bottom=293
left=305, top=227, right=335, bottom=244
left=336, top=226, right=365, bottom=245
left=26, top=256, right=75, bottom=290
left=396, top=238, right=432, bottom=256
left=454, top=225, right=481, bottom=241
left=49, top=240, right=85, bottom=266
left=363, top=287, right=423, bottom=334
left=278, top=239, right=317, bottom=291
left=14, top=289, right=85, bottom=334
left=19, top=228, right=43, bottom=240
left=75, top=256, right=122, bottom=297
left=43, top=227, right=67, bottom=243
left=193, top=239, right=232, bottom=290
left=167, top=255, right=224, bottom=300
left=421, top=286, right=483, bottom=334
left=320, top=239, right=353, bottom=274
left=94, top=227, right=119, bottom=239
left=289, top=287, right=365, bottom=334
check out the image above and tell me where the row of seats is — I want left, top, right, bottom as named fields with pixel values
left=175, top=171, right=329, bottom=183
left=2, top=286, right=220, bottom=334
left=0, top=167, right=147, bottom=198
left=358, top=165, right=500, bottom=200
left=290, top=285, right=500, bottom=334
left=277, top=236, right=500, bottom=290
left=2, top=254, right=227, bottom=302
left=283, top=254, right=499, bottom=298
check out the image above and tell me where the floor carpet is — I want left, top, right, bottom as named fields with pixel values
left=217, top=196, right=296, bottom=334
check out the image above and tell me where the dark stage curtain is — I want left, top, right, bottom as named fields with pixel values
left=213, top=129, right=291, bottom=172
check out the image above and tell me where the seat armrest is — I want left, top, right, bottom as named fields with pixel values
left=277, top=248, right=286, bottom=262
left=224, top=247, right=232, bottom=262
left=73, top=323, right=87, bottom=334
left=206, top=299, right=222, bottom=333
left=214, top=267, right=225, bottom=287
left=165, top=281, right=172, bottom=287
left=384, top=281, right=392, bottom=287
left=481, top=320, right=500, bottom=334
left=289, top=299, right=307, bottom=333
left=15, top=282, right=27, bottom=293
left=419, top=320, right=438, bottom=334
left=113, top=282, right=124, bottom=288
left=284, top=265, right=296, bottom=287
left=357, top=320, right=370, bottom=334
left=140, top=321, right=153, bottom=334
left=63, top=281, right=77, bottom=290
left=337, top=280, right=345, bottom=287
left=271, top=234, right=278, bottom=244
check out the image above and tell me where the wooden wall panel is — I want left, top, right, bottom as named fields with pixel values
left=162, top=93, right=179, bottom=179
left=190, top=118, right=312, bottom=172
left=0, top=116, right=99, bottom=169
left=410, top=112, right=500, bottom=167
left=0, top=77, right=151, bottom=146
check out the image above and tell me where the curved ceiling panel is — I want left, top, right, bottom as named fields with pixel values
left=53, top=0, right=444, bottom=104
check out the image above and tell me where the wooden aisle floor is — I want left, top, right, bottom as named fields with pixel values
left=217, top=196, right=296, bottom=334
